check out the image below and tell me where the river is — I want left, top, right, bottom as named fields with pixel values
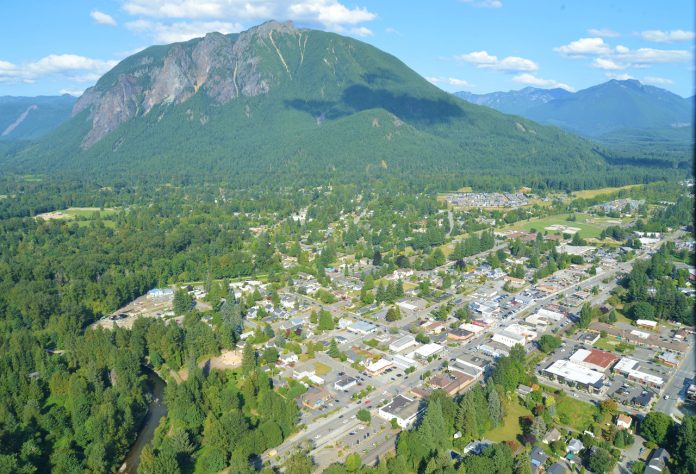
left=119, top=369, right=167, bottom=474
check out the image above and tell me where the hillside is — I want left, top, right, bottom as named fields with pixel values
left=456, top=80, right=693, bottom=137
left=0, top=95, right=76, bottom=140
left=2, top=22, right=680, bottom=189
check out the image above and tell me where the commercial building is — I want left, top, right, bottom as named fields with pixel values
left=365, top=358, right=394, bottom=376
left=389, top=335, right=417, bottom=353
left=429, top=369, right=476, bottom=396
left=334, top=376, right=358, bottom=391
left=492, top=324, right=538, bottom=348
left=614, top=357, right=664, bottom=388
left=377, top=394, right=422, bottom=428
left=569, top=348, right=619, bottom=372
left=408, top=343, right=444, bottom=360
left=636, top=319, right=658, bottom=330
left=348, top=321, right=377, bottom=335
left=544, top=359, right=605, bottom=393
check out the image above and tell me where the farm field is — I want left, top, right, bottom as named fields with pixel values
left=572, top=184, right=642, bottom=199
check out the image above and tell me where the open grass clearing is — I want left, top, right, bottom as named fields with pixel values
left=502, top=213, right=607, bottom=239
left=556, top=393, right=599, bottom=431
left=486, top=399, right=532, bottom=443
left=572, top=184, right=642, bottom=199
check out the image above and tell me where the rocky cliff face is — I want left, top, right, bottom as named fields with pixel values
left=73, top=21, right=300, bottom=148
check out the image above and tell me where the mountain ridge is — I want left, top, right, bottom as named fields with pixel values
left=3, top=21, right=685, bottom=189
left=455, top=79, right=693, bottom=137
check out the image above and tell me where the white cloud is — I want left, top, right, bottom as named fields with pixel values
left=461, top=0, right=503, bottom=8
left=587, top=28, right=620, bottom=38
left=385, top=27, right=401, bottom=35
left=349, top=26, right=372, bottom=37
left=512, top=73, right=574, bottom=91
left=605, top=73, right=635, bottom=80
left=126, top=19, right=243, bottom=43
left=59, top=88, right=87, bottom=96
left=643, top=76, right=673, bottom=85
left=640, top=29, right=694, bottom=43
left=592, top=58, right=626, bottom=70
left=120, top=1, right=377, bottom=42
left=456, top=51, right=537, bottom=72
left=556, top=35, right=692, bottom=71
left=122, top=0, right=376, bottom=27
left=614, top=47, right=690, bottom=66
left=0, top=54, right=118, bottom=84
left=427, top=76, right=471, bottom=88
left=91, top=10, right=117, bottom=26
left=456, top=51, right=497, bottom=65
left=554, top=37, right=611, bottom=56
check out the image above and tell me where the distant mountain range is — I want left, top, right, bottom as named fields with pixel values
left=0, top=95, right=76, bottom=141
left=2, top=21, right=616, bottom=187
left=455, top=80, right=694, bottom=138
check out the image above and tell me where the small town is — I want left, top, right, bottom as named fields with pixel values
left=93, top=185, right=695, bottom=473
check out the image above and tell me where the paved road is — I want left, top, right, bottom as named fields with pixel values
left=654, top=334, right=695, bottom=417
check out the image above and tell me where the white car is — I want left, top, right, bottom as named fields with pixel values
left=664, top=395, right=670, bottom=400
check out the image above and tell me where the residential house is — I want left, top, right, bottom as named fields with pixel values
left=616, top=414, right=632, bottom=430
left=530, top=446, right=548, bottom=473
left=645, top=448, right=670, bottom=474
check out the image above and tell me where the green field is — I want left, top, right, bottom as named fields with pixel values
left=63, top=207, right=119, bottom=218
left=556, top=394, right=599, bottom=431
left=503, top=213, right=608, bottom=239
left=486, top=399, right=532, bottom=443
left=314, top=361, right=331, bottom=376
left=594, top=336, right=635, bottom=354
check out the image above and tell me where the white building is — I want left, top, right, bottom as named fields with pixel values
left=544, top=359, right=605, bottom=392
left=377, top=395, right=422, bottom=428
left=389, top=335, right=418, bottom=353
left=408, top=343, right=444, bottom=360
left=636, top=319, right=658, bottom=330
left=365, top=358, right=394, bottom=376
left=460, top=323, right=486, bottom=334
left=492, top=324, right=538, bottom=348
left=334, top=376, right=358, bottom=391
left=613, top=357, right=664, bottom=388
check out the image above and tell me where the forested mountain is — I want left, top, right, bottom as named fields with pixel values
left=0, top=95, right=76, bottom=141
left=455, top=80, right=693, bottom=137
left=455, top=87, right=572, bottom=115
left=1, top=21, right=620, bottom=189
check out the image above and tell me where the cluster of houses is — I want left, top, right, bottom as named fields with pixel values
left=442, top=192, right=530, bottom=208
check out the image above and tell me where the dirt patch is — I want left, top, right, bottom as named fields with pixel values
left=204, top=349, right=243, bottom=371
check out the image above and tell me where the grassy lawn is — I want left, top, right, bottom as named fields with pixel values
left=594, top=336, right=635, bottom=354
left=556, top=394, right=599, bottom=431
left=503, top=213, right=606, bottom=239
left=63, top=207, right=119, bottom=218
left=486, top=399, right=532, bottom=443
left=572, top=184, right=642, bottom=199
left=314, top=361, right=331, bottom=376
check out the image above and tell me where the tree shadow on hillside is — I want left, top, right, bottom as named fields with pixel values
left=283, top=99, right=349, bottom=121
left=284, top=85, right=464, bottom=125
left=342, top=85, right=463, bottom=124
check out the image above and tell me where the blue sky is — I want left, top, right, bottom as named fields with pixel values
left=1, top=0, right=693, bottom=97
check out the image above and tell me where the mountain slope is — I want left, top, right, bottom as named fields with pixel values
left=455, top=87, right=572, bottom=116
left=0, top=95, right=76, bottom=140
left=456, top=80, right=693, bottom=137
left=3, top=22, right=617, bottom=186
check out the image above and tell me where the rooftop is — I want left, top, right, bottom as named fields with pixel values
left=545, top=359, right=604, bottom=386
